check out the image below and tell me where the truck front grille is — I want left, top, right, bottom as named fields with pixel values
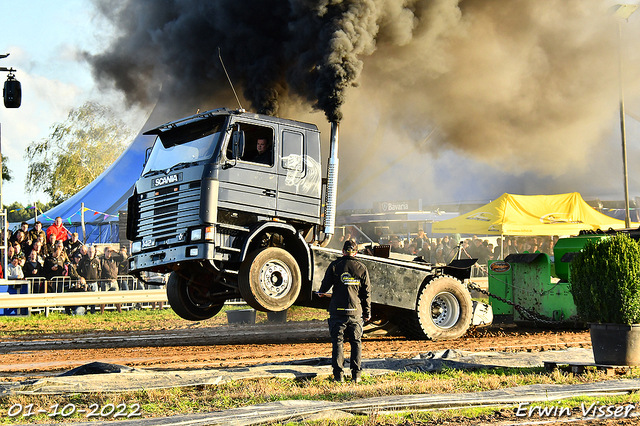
left=136, top=183, right=201, bottom=242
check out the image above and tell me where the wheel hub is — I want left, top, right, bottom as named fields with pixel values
left=258, top=260, right=292, bottom=299
left=430, top=291, right=461, bottom=329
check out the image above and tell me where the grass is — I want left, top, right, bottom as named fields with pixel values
left=1, top=367, right=639, bottom=424
left=0, top=305, right=329, bottom=337
left=0, top=309, right=638, bottom=424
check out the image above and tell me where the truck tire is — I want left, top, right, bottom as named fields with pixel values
left=167, top=271, right=223, bottom=321
left=403, top=276, right=473, bottom=340
left=238, top=247, right=302, bottom=312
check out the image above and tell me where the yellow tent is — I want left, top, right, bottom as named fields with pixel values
left=431, top=192, right=635, bottom=236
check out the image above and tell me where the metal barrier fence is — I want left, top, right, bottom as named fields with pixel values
left=0, top=275, right=168, bottom=316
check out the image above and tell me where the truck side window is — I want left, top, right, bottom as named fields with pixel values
left=282, top=131, right=304, bottom=171
left=227, top=122, right=274, bottom=166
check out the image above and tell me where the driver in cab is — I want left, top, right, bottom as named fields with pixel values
left=251, top=138, right=272, bottom=165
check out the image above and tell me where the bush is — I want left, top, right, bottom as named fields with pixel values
left=569, top=234, right=640, bottom=325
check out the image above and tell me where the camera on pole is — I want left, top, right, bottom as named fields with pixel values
left=3, top=74, right=21, bottom=108
left=0, top=54, right=21, bottom=109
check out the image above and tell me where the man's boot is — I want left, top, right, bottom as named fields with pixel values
left=351, top=371, right=361, bottom=383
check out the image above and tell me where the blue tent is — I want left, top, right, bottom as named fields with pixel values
left=35, top=111, right=163, bottom=244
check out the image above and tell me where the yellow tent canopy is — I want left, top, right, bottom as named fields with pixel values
left=431, top=192, right=636, bottom=236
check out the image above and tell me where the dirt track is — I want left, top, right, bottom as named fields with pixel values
left=0, top=321, right=592, bottom=378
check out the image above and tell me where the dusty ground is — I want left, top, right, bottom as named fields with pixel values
left=0, top=321, right=592, bottom=377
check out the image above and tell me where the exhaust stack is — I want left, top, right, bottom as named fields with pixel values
left=320, top=121, right=339, bottom=247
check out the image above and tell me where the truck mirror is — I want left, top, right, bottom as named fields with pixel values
left=231, top=130, right=245, bottom=159
left=143, top=146, right=152, bottom=167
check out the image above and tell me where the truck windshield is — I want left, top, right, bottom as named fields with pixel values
left=142, top=121, right=224, bottom=176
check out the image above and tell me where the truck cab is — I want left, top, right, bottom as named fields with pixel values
left=127, top=108, right=323, bottom=319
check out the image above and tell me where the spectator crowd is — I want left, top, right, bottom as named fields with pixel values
left=334, top=227, right=559, bottom=270
left=3, top=217, right=139, bottom=315
left=388, top=232, right=559, bottom=266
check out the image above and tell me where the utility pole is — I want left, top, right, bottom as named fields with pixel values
left=0, top=53, right=22, bottom=278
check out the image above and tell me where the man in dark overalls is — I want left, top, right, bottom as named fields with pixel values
left=317, top=240, right=371, bottom=383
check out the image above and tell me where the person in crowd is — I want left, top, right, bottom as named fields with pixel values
left=79, top=244, right=89, bottom=259
left=514, top=238, right=525, bottom=254
left=317, top=240, right=371, bottom=383
left=27, top=240, right=45, bottom=265
left=458, top=239, right=473, bottom=260
left=389, top=236, right=403, bottom=253
left=441, top=236, right=458, bottom=264
left=7, top=255, right=24, bottom=280
left=44, top=234, right=57, bottom=258
left=141, top=271, right=167, bottom=310
left=493, top=237, right=503, bottom=260
left=101, top=247, right=122, bottom=313
left=28, top=221, right=46, bottom=244
left=251, top=138, right=273, bottom=164
left=404, top=242, right=418, bottom=256
left=65, top=251, right=88, bottom=316
left=11, top=222, right=29, bottom=244
left=417, top=239, right=431, bottom=262
left=79, top=245, right=101, bottom=313
left=67, top=251, right=85, bottom=285
left=43, top=243, right=66, bottom=293
left=12, top=230, right=30, bottom=255
left=117, top=246, right=132, bottom=291
left=55, top=240, right=69, bottom=264
left=434, top=240, right=444, bottom=264
left=64, top=232, right=82, bottom=258
left=23, top=249, right=43, bottom=279
left=412, top=229, right=427, bottom=253
left=6, top=245, right=16, bottom=261
left=46, top=216, right=70, bottom=242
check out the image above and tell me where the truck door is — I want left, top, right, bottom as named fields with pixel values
left=218, top=120, right=278, bottom=217
left=276, top=128, right=322, bottom=224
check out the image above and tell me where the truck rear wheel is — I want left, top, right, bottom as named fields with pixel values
left=403, top=276, right=473, bottom=340
left=238, top=247, right=301, bottom=312
left=167, top=271, right=223, bottom=321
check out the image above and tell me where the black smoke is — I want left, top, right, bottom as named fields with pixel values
left=87, top=0, right=382, bottom=122
left=88, top=0, right=639, bottom=203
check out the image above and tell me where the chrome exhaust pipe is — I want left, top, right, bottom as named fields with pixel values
left=320, top=121, right=339, bottom=247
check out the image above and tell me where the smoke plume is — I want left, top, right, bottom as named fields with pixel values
left=87, top=0, right=640, bottom=204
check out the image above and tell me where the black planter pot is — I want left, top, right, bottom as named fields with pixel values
left=590, top=323, right=640, bottom=366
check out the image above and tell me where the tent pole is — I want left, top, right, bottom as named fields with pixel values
left=81, top=202, right=86, bottom=243
left=501, top=234, right=504, bottom=260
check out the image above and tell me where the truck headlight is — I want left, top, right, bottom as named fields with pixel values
left=132, top=241, right=142, bottom=254
left=191, top=229, right=202, bottom=241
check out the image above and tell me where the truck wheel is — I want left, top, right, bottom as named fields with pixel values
left=167, top=271, right=223, bottom=321
left=238, top=247, right=301, bottom=312
left=405, top=276, right=473, bottom=340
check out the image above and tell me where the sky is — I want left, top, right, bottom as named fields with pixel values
left=0, top=1, right=148, bottom=207
left=1, top=1, right=640, bottom=215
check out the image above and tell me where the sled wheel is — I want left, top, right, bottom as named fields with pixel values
left=238, top=247, right=301, bottom=312
left=166, top=271, right=223, bottom=321
left=406, top=275, right=473, bottom=340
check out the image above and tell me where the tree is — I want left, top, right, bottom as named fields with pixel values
left=24, top=102, right=134, bottom=203
left=2, top=154, right=12, bottom=182
left=4, top=200, right=58, bottom=224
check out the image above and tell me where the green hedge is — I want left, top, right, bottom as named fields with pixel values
left=569, top=234, right=640, bottom=325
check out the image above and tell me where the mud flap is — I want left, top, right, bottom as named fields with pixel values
left=471, top=300, right=493, bottom=326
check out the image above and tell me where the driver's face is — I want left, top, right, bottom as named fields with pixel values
left=256, top=139, right=268, bottom=154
